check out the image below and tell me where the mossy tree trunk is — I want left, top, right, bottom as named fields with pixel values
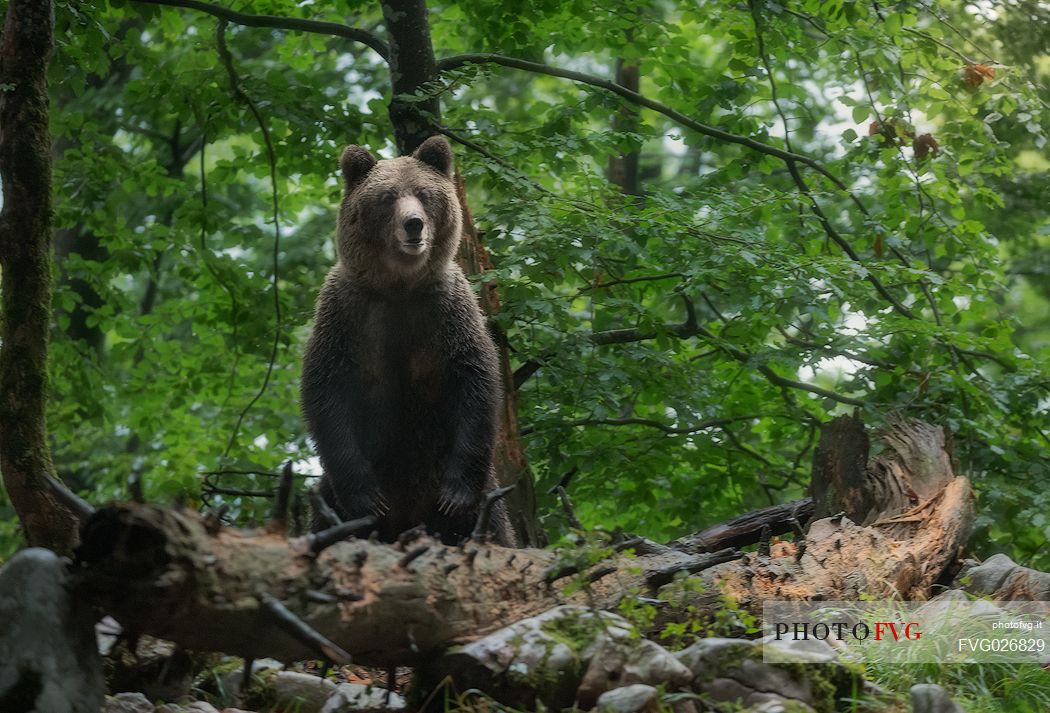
left=0, top=0, right=79, bottom=553
left=379, top=0, right=542, bottom=546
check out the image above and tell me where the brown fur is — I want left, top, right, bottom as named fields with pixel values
left=301, top=136, right=515, bottom=545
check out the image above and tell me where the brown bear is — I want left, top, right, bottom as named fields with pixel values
left=301, top=136, right=514, bottom=546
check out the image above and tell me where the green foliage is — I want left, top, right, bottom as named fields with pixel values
left=866, top=662, right=1050, bottom=713
left=2, top=0, right=1047, bottom=571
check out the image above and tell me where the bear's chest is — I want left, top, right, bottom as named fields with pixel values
left=355, top=300, right=450, bottom=400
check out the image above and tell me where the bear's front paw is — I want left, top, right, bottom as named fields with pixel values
left=437, top=487, right=478, bottom=516
left=369, top=491, right=390, bottom=517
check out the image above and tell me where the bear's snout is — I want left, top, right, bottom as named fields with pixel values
left=403, top=216, right=424, bottom=243
left=393, top=194, right=429, bottom=257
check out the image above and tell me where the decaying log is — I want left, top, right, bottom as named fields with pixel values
left=72, top=417, right=975, bottom=666
left=809, top=412, right=870, bottom=521
left=72, top=502, right=736, bottom=667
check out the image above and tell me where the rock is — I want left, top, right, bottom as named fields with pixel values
left=742, top=699, right=816, bottom=712
left=102, top=692, right=153, bottom=713
left=577, top=635, right=692, bottom=706
left=320, top=682, right=406, bottom=712
left=181, top=702, right=222, bottom=713
left=667, top=698, right=701, bottom=713
left=911, top=683, right=967, bottom=713
left=0, top=548, right=105, bottom=713
left=596, top=684, right=659, bottom=713
left=156, top=702, right=223, bottom=713
left=273, top=671, right=338, bottom=713
left=676, top=637, right=854, bottom=711
left=418, top=605, right=638, bottom=710
left=209, top=657, right=283, bottom=701
left=107, top=635, right=194, bottom=702
left=959, top=554, right=1050, bottom=598
left=758, top=633, right=840, bottom=663
left=96, top=615, right=122, bottom=656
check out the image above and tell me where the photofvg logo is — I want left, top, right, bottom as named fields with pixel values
left=761, top=599, right=1050, bottom=664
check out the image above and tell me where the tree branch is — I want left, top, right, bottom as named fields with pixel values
left=435, top=52, right=918, bottom=322
left=517, top=315, right=865, bottom=407
left=577, top=272, right=684, bottom=294
left=521, top=415, right=756, bottom=437
left=435, top=53, right=850, bottom=190
left=215, top=20, right=282, bottom=460
left=129, top=0, right=389, bottom=60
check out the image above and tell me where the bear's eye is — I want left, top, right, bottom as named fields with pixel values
left=416, top=187, right=433, bottom=201
left=381, top=189, right=399, bottom=203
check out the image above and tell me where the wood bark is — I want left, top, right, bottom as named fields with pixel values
left=607, top=57, right=642, bottom=200
left=381, top=0, right=441, bottom=156
left=74, top=418, right=974, bottom=667
left=380, top=0, right=541, bottom=545
left=0, top=0, right=79, bottom=554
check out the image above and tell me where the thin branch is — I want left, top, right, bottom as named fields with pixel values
left=784, top=161, right=915, bottom=319
left=518, top=311, right=865, bottom=406
left=118, top=121, right=172, bottom=143
left=258, top=592, right=352, bottom=664
left=216, top=21, right=283, bottom=461
left=436, top=124, right=555, bottom=197
left=522, top=415, right=756, bottom=437
left=750, top=0, right=795, bottom=155
left=202, top=469, right=285, bottom=478
left=471, top=483, right=516, bottom=543
left=195, top=131, right=243, bottom=453
left=577, top=272, right=684, bottom=294
left=435, top=53, right=850, bottom=192
left=749, top=6, right=918, bottom=338
left=130, top=0, right=389, bottom=60
left=777, top=329, right=897, bottom=371
left=304, top=516, right=377, bottom=557
left=754, top=361, right=865, bottom=406
left=435, top=53, right=918, bottom=321
left=310, top=488, right=341, bottom=529
left=645, top=547, right=741, bottom=588
left=902, top=27, right=974, bottom=64
left=43, top=474, right=96, bottom=523
left=555, top=485, right=583, bottom=530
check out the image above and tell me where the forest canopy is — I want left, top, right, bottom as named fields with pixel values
left=2, top=0, right=1047, bottom=566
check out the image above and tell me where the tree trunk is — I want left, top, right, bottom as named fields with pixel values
left=380, top=0, right=541, bottom=545
left=381, top=0, right=440, bottom=156
left=73, top=418, right=974, bottom=667
left=607, top=57, right=642, bottom=200
left=0, top=0, right=79, bottom=554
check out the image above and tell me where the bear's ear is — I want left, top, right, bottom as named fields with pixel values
left=413, top=135, right=454, bottom=177
left=340, top=145, right=377, bottom=191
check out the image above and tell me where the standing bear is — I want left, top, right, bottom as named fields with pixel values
left=301, top=135, right=514, bottom=546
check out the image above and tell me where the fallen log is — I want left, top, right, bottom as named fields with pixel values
left=72, top=417, right=975, bottom=666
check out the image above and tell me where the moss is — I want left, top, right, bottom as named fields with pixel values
left=538, top=609, right=608, bottom=652
left=685, top=642, right=754, bottom=685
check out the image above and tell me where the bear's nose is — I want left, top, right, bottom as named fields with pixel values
left=403, top=216, right=424, bottom=239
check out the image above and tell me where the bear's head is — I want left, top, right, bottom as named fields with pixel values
left=335, top=135, right=462, bottom=288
